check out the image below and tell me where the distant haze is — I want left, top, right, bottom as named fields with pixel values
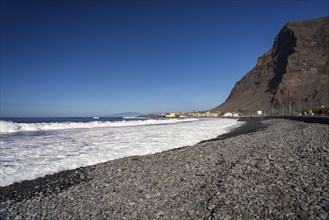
left=1, top=1, right=327, bottom=117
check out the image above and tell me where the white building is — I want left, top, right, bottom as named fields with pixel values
left=223, top=112, right=233, bottom=117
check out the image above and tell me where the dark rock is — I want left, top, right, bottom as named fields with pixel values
left=212, top=16, right=329, bottom=115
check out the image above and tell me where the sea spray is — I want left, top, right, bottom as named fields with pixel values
left=0, top=118, right=198, bottom=134
left=0, top=118, right=243, bottom=186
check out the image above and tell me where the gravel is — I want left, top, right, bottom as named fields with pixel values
left=0, top=119, right=328, bottom=219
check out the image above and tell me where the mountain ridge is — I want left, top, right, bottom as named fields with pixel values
left=212, top=16, right=329, bottom=115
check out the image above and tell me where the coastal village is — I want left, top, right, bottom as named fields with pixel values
left=141, top=111, right=235, bottom=118
left=153, top=105, right=329, bottom=118
left=161, top=111, right=238, bottom=118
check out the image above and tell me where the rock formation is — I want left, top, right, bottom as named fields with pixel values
left=213, top=16, right=329, bottom=115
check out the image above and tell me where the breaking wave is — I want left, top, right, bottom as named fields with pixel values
left=0, top=118, right=198, bottom=134
left=0, top=118, right=243, bottom=186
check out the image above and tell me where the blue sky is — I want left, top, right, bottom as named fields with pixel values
left=1, top=0, right=328, bottom=117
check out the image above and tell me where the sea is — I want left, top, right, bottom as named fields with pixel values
left=0, top=117, right=243, bottom=186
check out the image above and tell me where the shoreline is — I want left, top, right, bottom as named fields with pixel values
left=0, top=118, right=255, bottom=202
left=1, top=118, right=328, bottom=219
left=265, top=116, right=329, bottom=125
left=199, top=118, right=266, bottom=144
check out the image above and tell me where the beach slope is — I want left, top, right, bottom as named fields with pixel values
left=0, top=119, right=328, bottom=219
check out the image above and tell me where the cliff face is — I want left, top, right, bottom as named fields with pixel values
left=213, top=17, right=329, bottom=115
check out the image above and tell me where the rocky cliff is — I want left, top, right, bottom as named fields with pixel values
left=212, top=16, right=329, bottom=115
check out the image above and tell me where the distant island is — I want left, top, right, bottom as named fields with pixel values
left=109, top=112, right=142, bottom=117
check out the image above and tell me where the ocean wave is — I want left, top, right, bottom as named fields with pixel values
left=0, top=118, right=242, bottom=186
left=0, top=118, right=198, bottom=134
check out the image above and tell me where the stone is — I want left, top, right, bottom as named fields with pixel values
left=300, top=202, right=309, bottom=211
left=156, top=211, right=165, bottom=218
left=323, top=204, right=329, bottom=212
left=282, top=206, right=292, bottom=213
left=319, top=211, right=328, bottom=220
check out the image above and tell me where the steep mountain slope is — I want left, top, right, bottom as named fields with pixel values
left=212, top=16, right=329, bottom=115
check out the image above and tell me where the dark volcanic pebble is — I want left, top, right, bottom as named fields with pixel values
left=0, top=119, right=328, bottom=219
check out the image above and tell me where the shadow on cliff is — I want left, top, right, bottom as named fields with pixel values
left=266, top=26, right=297, bottom=94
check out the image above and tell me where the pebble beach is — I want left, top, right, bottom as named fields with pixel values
left=0, top=119, right=328, bottom=219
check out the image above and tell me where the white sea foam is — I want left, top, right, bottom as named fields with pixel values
left=0, top=118, right=243, bottom=186
left=0, top=118, right=197, bottom=134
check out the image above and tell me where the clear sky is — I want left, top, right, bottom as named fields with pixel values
left=1, top=0, right=328, bottom=117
